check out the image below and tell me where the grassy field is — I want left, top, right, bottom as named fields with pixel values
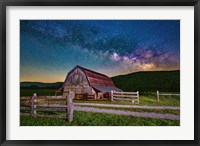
left=20, top=91, right=180, bottom=107
left=73, top=95, right=180, bottom=107
left=139, top=95, right=180, bottom=106
left=20, top=89, right=180, bottom=106
left=20, top=90, right=180, bottom=126
left=21, top=104, right=180, bottom=116
left=20, top=111, right=180, bottom=126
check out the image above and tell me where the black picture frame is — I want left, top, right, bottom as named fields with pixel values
left=0, top=0, right=199, bottom=145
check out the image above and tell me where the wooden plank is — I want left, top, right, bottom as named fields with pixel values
left=67, top=91, right=74, bottom=122
left=36, top=96, right=64, bottom=100
left=113, top=94, right=138, bottom=96
left=159, top=94, right=180, bottom=96
left=113, top=93, right=138, bottom=96
left=31, top=93, right=37, bottom=116
left=137, top=91, right=140, bottom=105
left=37, top=105, right=67, bottom=108
left=113, top=97, right=135, bottom=101
left=111, top=90, right=140, bottom=104
left=113, top=94, right=138, bottom=98
left=111, top=90, right=114, bottom=102
left=113, top=91, right=138, bottom=94
left=157, top=91, right=160, bottom=106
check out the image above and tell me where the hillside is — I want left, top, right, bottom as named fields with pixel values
left=111, top=70, right=180, bottom=92
left=20, top=82, right=63, bottom=89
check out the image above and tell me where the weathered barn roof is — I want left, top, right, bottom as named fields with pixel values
left=77, top=65, right=114, bottom=86
left=91, top=85, right=121, bottom=93
left=60, top=65, right=122, bottom=93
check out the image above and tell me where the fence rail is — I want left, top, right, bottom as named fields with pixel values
left=25, top=91, right=141, bottom=122
left=28, top=92, right=74, bottom=122
left=158, top=93, right=180, bottom=96
left=111, top=90, right=139, bottom=104
left=156, top=90, right=180, bottom=106
left=20, top=91, right=180, bottom=122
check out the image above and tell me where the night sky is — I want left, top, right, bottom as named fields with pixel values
left=20, top=20, right=180, bottom=83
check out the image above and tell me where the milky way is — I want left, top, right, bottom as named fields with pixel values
left=20, top=20, right=180, bottom=82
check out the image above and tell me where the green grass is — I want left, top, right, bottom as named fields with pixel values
left=73, top=95, right=180, bottom=106
left=20, top=111, right=180, bottom=126
left=139, top=95, right=180, bottom=106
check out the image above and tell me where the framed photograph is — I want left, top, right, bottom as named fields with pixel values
left=0, top=0, right=199, bottom=145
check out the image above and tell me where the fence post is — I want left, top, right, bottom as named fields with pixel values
left=31, top=93, right=37, bottom=116
left=47, top=99, right=49, bottom=107
left=86, top=93, right=88, bottom=100
left=157, top=90, right=160, bottom=106
left=67, top=91, right=74, bottom=122
left=137, top=91, right=139, bottom=105
left=111, top=90, right=114, bottom=102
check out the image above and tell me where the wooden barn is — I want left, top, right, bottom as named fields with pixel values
left=59, top=65, right=121, bottom=100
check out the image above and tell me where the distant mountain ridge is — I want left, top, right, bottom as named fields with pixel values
left=21, top=82, right=63, bottom=87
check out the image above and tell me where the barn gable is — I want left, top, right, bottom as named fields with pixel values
left=61, top=65, right=121, bottom=99
left=64, top=67, right=88, bottom=86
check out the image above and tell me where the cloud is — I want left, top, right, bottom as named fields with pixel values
left=110, top=52, right=121, bottom=61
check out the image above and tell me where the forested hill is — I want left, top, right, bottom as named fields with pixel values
left=111, top=70, right=180, bottom=92
left=20, top=82, right=63, bottom=89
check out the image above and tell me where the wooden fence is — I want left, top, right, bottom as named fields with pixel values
left=28, top=92, right=74, bottom=122
left=24, top=91, right=140, bottom=122
left=21, top=91, right=180, bottom=122
left=156, top=90, right=180, bottom=106
left=111, top=90, right=139, bottom=104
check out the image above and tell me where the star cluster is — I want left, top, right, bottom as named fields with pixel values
left=20, top=20, right=180, bottom=82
